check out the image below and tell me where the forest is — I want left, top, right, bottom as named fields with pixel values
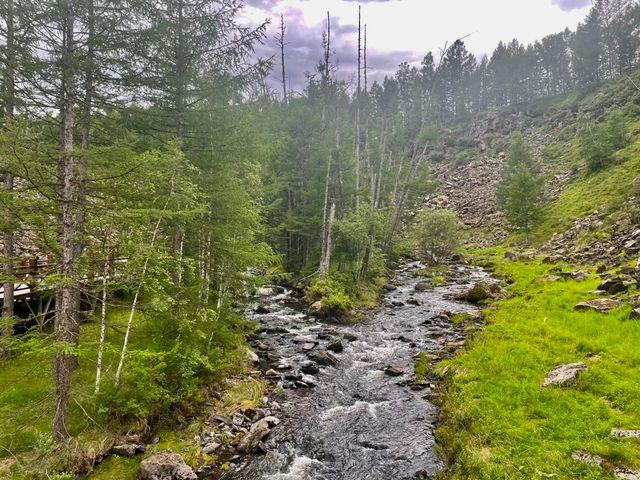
left=1, top=0, right=640, bottom=479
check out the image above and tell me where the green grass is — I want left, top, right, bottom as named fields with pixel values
left=415, top=352, right=430, bottom=381
left=436, top=252, right=640, bottom=479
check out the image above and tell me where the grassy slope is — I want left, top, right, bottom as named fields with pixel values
left=436, top=249, right=640, bottom=479
left=533, top=123, right=640, bottom=245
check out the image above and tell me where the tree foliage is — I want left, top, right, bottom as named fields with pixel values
left=413, top=210, right=465, bottom=264
left=498, top=136, right=544, bottom=234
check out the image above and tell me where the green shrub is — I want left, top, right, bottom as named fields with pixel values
left=577, top=109, right=630, bottom=172
left=320, top=293, right=352, bottom=317
left=413, top=209, right=465, bottom=264
left=306, top=277, right=346, bottom=301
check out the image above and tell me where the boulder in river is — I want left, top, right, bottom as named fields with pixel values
left=300, top=361, right=320, bottom=374
left=254, top=305, right=272, bottom=314
left=343, top=332, right=358, bottom=342
left=139, top=451, right=197, bottom=480
left=237, top=416, right=280, bottom=453
left=307, top=350, right=338, bottom=366
left=407, top=298, right=423, bottom=306
left=574, top=298, right=622, bottom=312
left=454, top=281, right=506, bottom=304
left=384, top=365, right=404, bottom=377
left=301, top=342, right=317, bottom=351
left=414, top=282, right=432, bottom=292
left=327, top=340, right=344, bottom=353
left=256, top=287, right=276, bottom=297
left=542, top=362, right=587, bottom=387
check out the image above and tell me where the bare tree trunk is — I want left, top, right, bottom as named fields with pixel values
left=278, top=14, right=287, bottom=104
left=94, top=258, right=108, bottom=393
left=114, top=167, right=177, bottom=386
left=319, top=152, right=332, bottom=276
left=2, top=0, right=17, bottom=340
left=360, top=122, right=385, bottom=279
left=354, top=6, right=361, bottom=209
left=172, top=0, right=186, bottom=288
left=76, top=0, right=94, bottom=261
left=384, top=142, right=429, bottom=254
left=363, top=24, right=368, bottom=93
left=52, top=0, right=80, bottom=442
left=319, top=203, right=335, bottom=277
left=115, top=210, right=165, bottom=387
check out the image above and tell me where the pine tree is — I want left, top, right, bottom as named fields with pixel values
left=498, top=135, right=544, bottom=237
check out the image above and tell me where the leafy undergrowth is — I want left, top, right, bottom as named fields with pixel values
left=436, top=250, right=640, bottom=479
left=0, top=306, right=252, bottom=479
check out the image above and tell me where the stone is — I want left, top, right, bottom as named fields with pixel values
left=542, top=255, right=564, bottom=264
left=265, top=369, right=280, bottom=378
left=298, top=375, right=318, bottom=388
left=307, top=350, right=338, bottom=366
left=541, top=275, right=561, bottom=282
left=392, top=300, right=404, bottom=307
left=455, top=281, right=506, bottom=304
left=543, top=362, right=587, bottom=387
left=571, top=450, right=603, bottom=468
left=598, top=277, right=628, bottom=294
left=256, top=287, right=276, bottom=297
left=611, top=429, right=640, bottom=439
left=559, top=270, right=589, bottom=281
left=413, top=469, right=430, bottom=480
left=615, top=468, right=640, bottom=480
left=327, top=341, right=344, bottom=353
left=246, top=349, right=259, bottom=364
left=237, top=416, right=280, bottom=453
left=202, top=442, right=221, bottom=455
left=630, top=308, right=640, bottom=320
left=317, top=328, right=337, bottom=339
left=343, top=332, right=358, bottom=342
left=574, top=298, right=622, bottom=312
left=301, top=342, right=316, bottom=351
left=309, top=300, right=323, bottom=313
left=254, top=305, right=271, bottom=314
left=414, top=282, right=432, bottom=292
left=407, top=298, right=423, bottom=306
left=384, top=365, right=404, bottom=377
left=139, top=451, right=197, bottom=480
left=111, top=443, right=147, bottom=457
left=300, top=361, right=320, bottom=374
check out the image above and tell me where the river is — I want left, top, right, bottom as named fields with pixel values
left=219, top=262, right=488, bottom=480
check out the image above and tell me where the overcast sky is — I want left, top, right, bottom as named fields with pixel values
left=240, top=0, right=593, bottom=92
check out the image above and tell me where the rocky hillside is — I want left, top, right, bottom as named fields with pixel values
left=423, top=70, right=640, bottom=266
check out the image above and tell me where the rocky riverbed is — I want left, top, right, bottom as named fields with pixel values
left=211, top=262, right=489, bottom=480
